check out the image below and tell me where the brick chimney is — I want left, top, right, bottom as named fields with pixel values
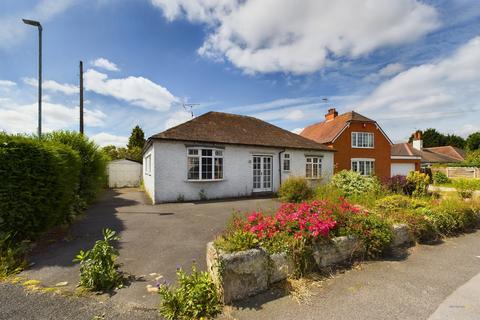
left=325, top=108, right=338, bottom=121
left=412, top=130, right=423, bottom=150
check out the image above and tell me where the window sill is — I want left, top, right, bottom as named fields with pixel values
left=305, top=177, right=322, bottom=180
left=351, top=146, right=374, bottom=149
left=186, top=179, right=225, bottom=182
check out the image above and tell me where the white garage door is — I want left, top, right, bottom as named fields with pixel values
left=391, top=163, right=415, bottom=177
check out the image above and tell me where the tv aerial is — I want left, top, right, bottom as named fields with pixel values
left=182, top=103, right=199, bottom=118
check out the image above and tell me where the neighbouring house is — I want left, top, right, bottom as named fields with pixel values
left=392, top=130, right=466, bottom=169
left=300, top=108, right=393, bottom=179
left=143, top=111, right=335, bottom=203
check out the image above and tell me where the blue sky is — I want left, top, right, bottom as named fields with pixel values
left=1, top=0, right=479, bottom=146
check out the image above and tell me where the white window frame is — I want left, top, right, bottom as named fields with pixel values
left=144, top=154, right=152, bottom=175
left=351, top=132, right=374, bottom=148
left=351, top=158, right=375, bottom=176
left=187, top=147, right=224, bottom=181
left=305, top=156, right=322, bottom=179
left=283, top=153, right=291, bottom=172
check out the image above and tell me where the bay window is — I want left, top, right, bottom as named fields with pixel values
left=187, top=148, right=223, bottom=181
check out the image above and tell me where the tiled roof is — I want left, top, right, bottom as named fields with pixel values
left=300, top=111, right=376, bottom=144
left=425, top=146, right=466, bottom=161
left=391, top=143, right=465, bottom=163
left=150, top=111, right=333, bottom=151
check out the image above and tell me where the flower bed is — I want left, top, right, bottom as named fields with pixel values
left=208, top=193, right=480, bottom=303
left=207, top=224, right=411, bottom=303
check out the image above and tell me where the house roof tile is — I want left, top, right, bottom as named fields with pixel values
left=150, top=111, right=333, bottom=151
left=300, top=111, right=376, bottom=144
left=391, top=143, right=465, bottom=163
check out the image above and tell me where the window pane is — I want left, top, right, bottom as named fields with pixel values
left=215, top=150, right=223, bottom=157
left=359, top=161, right=365, bottom=175
left=202, top=149, right=212, bottom=157
left=313, top=163, right=318, bottom=177
left=352, top=161, right=358, bottom=172
left=283, top=159, right=290, bottom=171
left=352, top=133, right=356, bottom=147
left=306, top=163, right=312, bottom=178
left=188, top=157, right=199, bottom=180
left=284, top=153, right=290, bottom=159
left=188, top=149, right=198, bottom=155
left=201, top=157, right=213, bottom=179
left=215, top=158, right=223, bottom=179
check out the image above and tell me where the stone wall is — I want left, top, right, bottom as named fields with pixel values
left=206, top=224, right=412, bottom=303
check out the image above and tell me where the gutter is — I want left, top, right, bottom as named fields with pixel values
left=278, top=149, right=285, bottom=186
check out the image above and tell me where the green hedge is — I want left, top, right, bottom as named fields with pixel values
left=0, top=131, right=107, bottom=242
left=44, top=131, right=108, bottom=205
left=0, top=134, right=81, bottom=240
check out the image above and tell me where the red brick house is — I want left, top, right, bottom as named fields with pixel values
left=300, top=108, right=393, bottom=179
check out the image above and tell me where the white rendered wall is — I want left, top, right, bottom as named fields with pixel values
left=108, top=160, right=142, bottom=188
left=151, top=140, right=334, bottom=203
left=142, top=144, right=155, bottom=202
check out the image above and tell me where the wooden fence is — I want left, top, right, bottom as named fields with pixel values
left=432, top=167, right=480, bottom=179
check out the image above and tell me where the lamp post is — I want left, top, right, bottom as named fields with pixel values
left=22, top=19, right=42, bottom=138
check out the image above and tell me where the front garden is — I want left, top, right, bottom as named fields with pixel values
left=180, top=170, right=480, bottom=318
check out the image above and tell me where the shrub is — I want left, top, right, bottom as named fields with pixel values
left=44, top=131, right=108, bottom=205
left=214, top=230, right=259, bottom=253
left=433, top=171, right=450, bottom=185
left=278, top=176, right=314, bottom=203
left=0, top=134, right=81, bottom=240
left=74, top=229, right=123, bottom=291
left=344, top=213, right=393, bottom=258
left=158, top=263, right=222, bottom=320
left=407, top=171, right=431, bottom=197
left=452, top=178, right=480, bottom=199
left=331, top=170, right=381, bottom=197
left=0, top=233, right=29, bottom=278
left=382, top=175, right=408, bottom=194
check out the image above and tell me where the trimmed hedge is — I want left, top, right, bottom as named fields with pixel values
left=0, top=134, right=81, bottom=240
left=0, top=131, right=107, bottom=242
left=44, top=131, right=108, bottom=205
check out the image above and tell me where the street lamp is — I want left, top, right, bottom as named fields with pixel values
left=22, top=19, right=43, bottom=138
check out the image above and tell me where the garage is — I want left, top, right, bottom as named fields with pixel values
left=391, top=163, right=415, bottom=177
left=107, top=159, right=142, bottom=188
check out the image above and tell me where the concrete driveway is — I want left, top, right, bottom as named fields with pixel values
left=21, top=188, right=280, bottom=310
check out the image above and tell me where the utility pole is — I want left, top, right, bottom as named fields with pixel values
left=79, top=60, right=84, bottom=135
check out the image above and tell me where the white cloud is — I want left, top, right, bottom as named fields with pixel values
left=164, top=110, right=194, bottom=129
left=363, top=63, right=405, bottom=82
left=84, top=69, right=178, bottom=111
left=152, top=0, right=439, bottom=74
left=355, top=36, right=480, bottom=140
left=291, top=128, right=304, bottom=134
left=0, top=0, right=76, bottom=48
left=90, top=132, right=128, bottom=147
left=0, top=100, right=105, bottom=134
left=23, top=77, right=78, bottom=95
left=0, top=80, right=17, bottom=88
left=91, top=58, right=120, bottom=72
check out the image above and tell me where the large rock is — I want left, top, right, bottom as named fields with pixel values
left=206, top=242, right=269, bottom=303
left=269, top=251, right=294, bottom=284
left=313, top=235, right=363, bottom=268
left=390, top=224, right=412, bottom=248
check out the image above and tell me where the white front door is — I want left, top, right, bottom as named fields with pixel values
left=253, top=156, right=273, bottom=192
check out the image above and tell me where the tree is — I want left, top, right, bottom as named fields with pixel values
left=408, top=128, right=465, bottom=149
left=103, top=145, right=119, bottom=160
left=445, top=134, right=466, bottom=149
left=466, top=132, right=480, bottom=151
left=128, top=125, right=145, bottom=150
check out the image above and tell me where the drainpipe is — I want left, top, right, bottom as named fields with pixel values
left=278, top=149, right=285, bottom=186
